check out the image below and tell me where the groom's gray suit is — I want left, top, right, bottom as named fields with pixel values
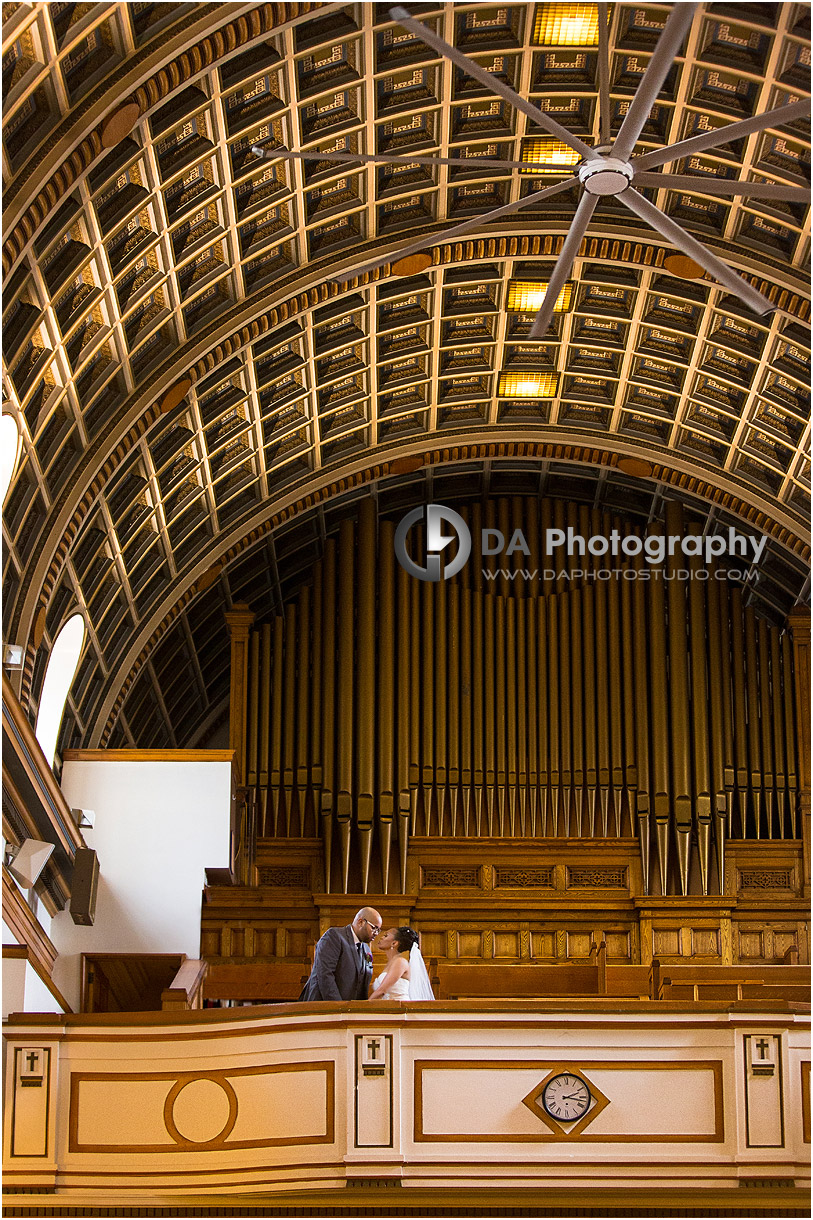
left=298, top=924, right=372, bottom=1001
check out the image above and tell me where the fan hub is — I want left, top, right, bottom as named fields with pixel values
left=579, top=156, right=634, bottom=196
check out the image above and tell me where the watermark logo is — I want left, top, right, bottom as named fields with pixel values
left=394, top=503, right=767, bottom=584
left=394, top=504, right=471, bottom=582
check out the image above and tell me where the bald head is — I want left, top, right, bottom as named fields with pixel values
left=352, top=907, right=383, bottom=943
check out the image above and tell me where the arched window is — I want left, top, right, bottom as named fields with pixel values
left=35, top=614, right=86, bottom=767
left=1, top=413, right=21, bottom=505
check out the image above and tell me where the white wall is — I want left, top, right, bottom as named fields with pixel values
left=50, top=759, right=231, bottom=1010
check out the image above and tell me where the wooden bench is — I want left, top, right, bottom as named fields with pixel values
left=655, top=962, right=810, bottom=1003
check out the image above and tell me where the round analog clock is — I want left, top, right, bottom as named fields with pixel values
left=541, top=1073, right=592, bottom=1122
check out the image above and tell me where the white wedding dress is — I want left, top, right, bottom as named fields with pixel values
left=373, top=972, right=410, bottom=1000
left=372, top=946, right=435, bottom=1000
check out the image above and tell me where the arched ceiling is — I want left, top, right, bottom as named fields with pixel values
left=2, top=1, right=810, bottom=755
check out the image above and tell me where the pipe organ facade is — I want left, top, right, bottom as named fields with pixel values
left=229, top=497, right=802, bottom=905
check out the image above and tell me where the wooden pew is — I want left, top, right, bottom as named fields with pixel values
left=654, top=962, right=810, bottom=1003
left=430, top=962, right=601, bottom=1000
left=204, top=961, right=310, bottom=1004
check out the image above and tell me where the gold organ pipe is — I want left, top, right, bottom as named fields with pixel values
left=484, top=500, right=498, bottom=581
left=540, top=499, right=554, bottom=598
left=495, top=595, right=508, bottom=835
left=321, top=541, right=337, bottom=889
left=595, top=580, right=611, bottom=838
left=396, top=558, right=411, bottom=884
left=435, top=577, right=448, bottom=835
left=547, top=593, right=559, bottom=836
left=730, top=588, right=749, bottom=831
left=558, top=590, right=572, bottom=835
left=758, top=617, right=775, bottom=838
left=647, top=526, right=670, bottom=895
left=608, top=574, right=623, bottom=838
left=715, top=578, right=736, bottom=840
left=632, top=544, right=651, bottom=893
left=421, top=580, right=434, bottom=835
left=259, top=623, right=271, bottom=833
left=706, top=563, right=728, bottom=891
left=409, top=571, right=420, bottom=830
left=571, top=588, right=585, bottom=837
left=460, top=586, right=473, bottom=834
left=472, top=584, right=485, bottom=834
left=337, top=519, right=354, bottom=889
left=526, top=594, right=539, bottom=835
left=688, top=547, right=712, bottom=894
left=516, top=590, right=528, bottom=836
left=296, top=587, right=310, bottom=796
left=471, top=503, right=483, bottom=593
left=484, top=592, right=497, bottom=835
left=448, top=583, right=461, bottom=834
left=526, top=498, right=540, bottom=598
left=553, top=501, right=567, bottom=595
left=581, top=584, right=597, bottom=835
left=270, top=615, right=284, bottom=837
left=620, top=579, right=637, bottom=804
left=743, top=605, right=763, bottom=838
left=770, top=626, right=787, bottom=839
left=782, top=631, right=799, bottom=838
left=310, top=566, right=322, bottom=791
left=283, top=603, right=296, bottom=835
left=357, top=502, right=376, bottom=887
left=248, top=631, right=260, bottom=788
left=664, top=503, right=691, bottom=895
left=378, top=520, right=396, bottom=889
left=506, top=596, right=518, bottom=836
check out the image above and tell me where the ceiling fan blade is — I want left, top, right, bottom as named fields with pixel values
left=635, top=173, right=811, bottom=202
left=389, top=6, right=593, bottom=160
left=528, top=192, right=599, bottom=338
left=253, top=143, right=540, bottom=174
left=332, top=176, right=578, bottom=284
left=612, top=3, right=698, bottom=161
left=633, top=98, right=811, bottom=171
left=620, top=187, right=774, bottom=314
left=597, top=3, right=611, bottom=146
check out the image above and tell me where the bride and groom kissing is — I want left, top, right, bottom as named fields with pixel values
left=298, top=906, right=435, bottom=1002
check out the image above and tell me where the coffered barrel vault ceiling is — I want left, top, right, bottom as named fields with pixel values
left=1, top=2, right=810, bottom=754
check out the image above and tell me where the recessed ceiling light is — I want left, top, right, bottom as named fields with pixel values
left=521, top=139, right=581, bottom=175
left=532, top=3, right=600, bottom=47
left=498, top=372, right=559, bottom=398
left=507, top=281, right=573, bottom=313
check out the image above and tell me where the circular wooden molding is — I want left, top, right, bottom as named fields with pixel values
left=158, top=378, right=192, bottom=414
left=663, top=254, right=705, bottom=280
left=617, top=457, right=654, bottom=478
left=100, top=102, right=141, bottom=149
left=391, top=252, right=434, bottom=275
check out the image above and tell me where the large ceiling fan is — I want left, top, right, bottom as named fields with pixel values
left=254, top=3, right=811, bottom=334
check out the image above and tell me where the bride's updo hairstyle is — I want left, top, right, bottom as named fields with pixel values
left=394, top=927, right=419, bottom=953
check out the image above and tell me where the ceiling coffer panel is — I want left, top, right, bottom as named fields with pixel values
left=1, top=1, right=809, bottom=752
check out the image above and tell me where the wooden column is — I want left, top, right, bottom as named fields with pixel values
left=224, top=604, right=256, bottom=785
left=788, top=610, right=811, bottom=896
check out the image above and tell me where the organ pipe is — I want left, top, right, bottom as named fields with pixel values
left=233, top=499, right=803, bottom=896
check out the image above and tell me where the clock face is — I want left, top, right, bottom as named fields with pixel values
left=541, top=1073, right=592, bottom=1122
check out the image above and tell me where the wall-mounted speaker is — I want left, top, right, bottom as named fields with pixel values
left=70, top=848, right=99, bottom=926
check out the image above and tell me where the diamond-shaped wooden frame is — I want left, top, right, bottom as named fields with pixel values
left=521, top=1063, right=611, bottom=1137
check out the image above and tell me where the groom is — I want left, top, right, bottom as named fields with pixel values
left=298, top=907, right=383, bottom=1001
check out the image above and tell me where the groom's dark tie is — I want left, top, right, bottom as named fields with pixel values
left=357, top=942, right=365, bottom=969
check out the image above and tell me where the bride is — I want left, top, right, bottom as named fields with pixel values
left=368, top=926, right=435, bottom=1000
